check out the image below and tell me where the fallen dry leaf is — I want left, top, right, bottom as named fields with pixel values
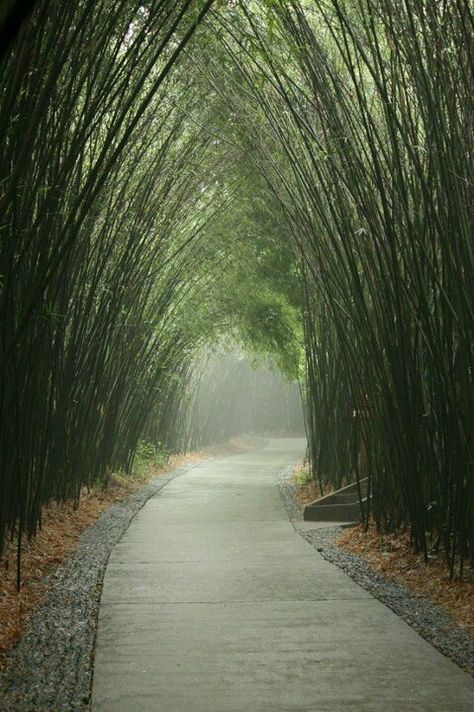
left=336, top=523, right=473, bottom=635
left=0, top=447, right=222, bottom=669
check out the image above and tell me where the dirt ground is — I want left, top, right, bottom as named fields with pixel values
left=290, top=461, right=333, bottom=506
left=0, top=456, right=189, bottom=668
left=0, top=439, right=257, bottom=669
left=291, top=468, right=473, bottom=638
left=336, top=524, right=473, bottom=635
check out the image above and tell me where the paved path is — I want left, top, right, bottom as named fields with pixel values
left=92, top=438, right=474, bottom=711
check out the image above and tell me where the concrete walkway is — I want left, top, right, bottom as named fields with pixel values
left=92, top=439, right=474, bottom=711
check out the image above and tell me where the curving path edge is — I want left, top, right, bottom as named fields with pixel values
left=91, top=438, right=474, bottom=711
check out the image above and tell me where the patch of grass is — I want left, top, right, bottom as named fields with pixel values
left=132, top=440, right=170, bottom=477
left=290, top=461, right=331, bottom=506
left=292, top=464, right=313, bottom=487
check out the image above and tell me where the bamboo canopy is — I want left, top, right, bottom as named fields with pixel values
left=0, top=0, right=472, bottom=581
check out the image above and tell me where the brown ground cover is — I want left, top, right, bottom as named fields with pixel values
left=291, top=461, right=333, bottom=506
left=336, top=524, right=473, bottom=635
left=291, top=466, right=473, bottom=639
left=0, top=437, right=260, bottom=668
left=0, top=445, right=232, bottom=669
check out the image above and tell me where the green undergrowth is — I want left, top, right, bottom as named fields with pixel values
left=131, top=441, right=171, bottom=478
left=292, top=464, right=312, bottom=487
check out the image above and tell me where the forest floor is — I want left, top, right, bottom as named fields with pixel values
left=336, top=524, right=473, bottom=635
left=291, top=466, right=473, bottom=639
left=290, top=461, right=333, bottom=506
left=0, top=438, right=257, bottom=669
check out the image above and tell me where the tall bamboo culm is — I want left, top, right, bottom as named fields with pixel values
left=225, top=0, right=473, bottom=575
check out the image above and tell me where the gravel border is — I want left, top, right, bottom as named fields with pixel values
left=1, top=453, right=472, bottom=711
left=0, top=461, right=199, bottom=711
left=277, top=461, right=474, bottom=677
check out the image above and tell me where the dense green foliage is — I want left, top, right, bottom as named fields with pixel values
left=0, top=0, right=472, bottom=579
left=219, top=0, right=473, bottom=574
left=0, top=1, right=302, bottom=583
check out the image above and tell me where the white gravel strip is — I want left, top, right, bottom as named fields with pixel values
left=0, top=462, right=198, bottom=711
left=1, top=456, right=471, bottom=712
left=277, top=462, right=474, bottom=676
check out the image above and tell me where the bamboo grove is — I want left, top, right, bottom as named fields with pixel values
left=0, top=0, right=220, bottom=579
left=215, top=0, right=473, bottom=574
left=1, top=0, right=473, bottom=579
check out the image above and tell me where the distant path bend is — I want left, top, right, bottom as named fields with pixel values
left=92, top=438, right=474, bottom=711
